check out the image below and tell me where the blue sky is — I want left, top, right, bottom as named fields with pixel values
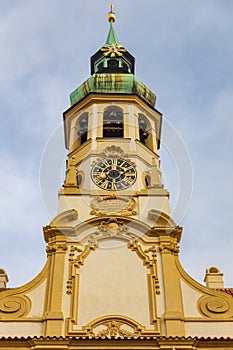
left=0, top=1, right=232, bottom=287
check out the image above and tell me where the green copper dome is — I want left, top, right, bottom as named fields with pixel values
left=70, top=15, right=156, bottom=108
left=70, top=74, right=156, bottom=107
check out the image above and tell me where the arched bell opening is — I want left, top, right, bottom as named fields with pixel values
left=76, top=112, right=89, bottom=146
left=138, top=113, right=153, bottom=150
left=103, top=106, right=124, bottom=138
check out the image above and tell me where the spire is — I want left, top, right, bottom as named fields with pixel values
left=105, top=22, right=119, bottom=46
left=89, top=5, right=135, bottom=75
left=106, top=4, right=119, bottom=45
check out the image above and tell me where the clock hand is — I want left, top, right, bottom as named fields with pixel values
left=97, top=173, right=106, bottom=180
left=112, top=159, right=117, bottom=170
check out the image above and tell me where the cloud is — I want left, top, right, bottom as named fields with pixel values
left=0, top=151, right=47, bottom=286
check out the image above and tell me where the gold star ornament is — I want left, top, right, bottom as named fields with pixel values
left=101, top=44, right=126, bottom=57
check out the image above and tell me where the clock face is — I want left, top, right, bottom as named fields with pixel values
left=91, top=157, right=137, bottom=191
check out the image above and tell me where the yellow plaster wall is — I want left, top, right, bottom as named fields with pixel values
left=138, top=195, right=170, bottom=221
left=185, top=321, right=233, bottom=338
left=26, top=280, right=47, bottom=318
left=77, top=241, right=152, bottom=328
left=0, top=322, right=42, bottom=337
left=180, top=280, right=203, bottom=318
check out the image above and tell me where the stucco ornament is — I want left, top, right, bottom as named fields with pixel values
left=198, top=294, right=233, bottom=319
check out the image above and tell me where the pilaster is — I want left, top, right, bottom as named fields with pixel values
left=159, top=233, right=185, bottom=336
left=42, top=230, right=67, bottom=336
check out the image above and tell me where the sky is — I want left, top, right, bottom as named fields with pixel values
left=0, top=0, right=232, bottom=288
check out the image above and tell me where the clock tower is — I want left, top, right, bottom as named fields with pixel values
left=0, top=7, right=233, bottom=349
left=60, top=12, right=168, bottom=232
left=55, top=9, right=172, bottom=336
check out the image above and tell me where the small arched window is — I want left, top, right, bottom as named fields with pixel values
left=77, top=112, right=88, bottom=145
left=103, top=106, right=123, bottom=138
left=138, top=113, right=153, bottom=150
left=138, top=114, right=149, bottom=144
left=145, top=174, right=151, bottom=188
left=76, top=173, right=83, bottom=188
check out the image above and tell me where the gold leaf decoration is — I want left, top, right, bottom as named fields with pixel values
left=101, top=44, right=126, bottom=57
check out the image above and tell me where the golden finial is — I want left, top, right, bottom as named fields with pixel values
left=108, top=3, right=116, bottom=23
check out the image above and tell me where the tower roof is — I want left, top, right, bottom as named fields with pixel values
left=90, top=16, right=134, bottom=75
left=70, top=6, right=156, bottom=108
left=105, top=22, right=119, bottom=46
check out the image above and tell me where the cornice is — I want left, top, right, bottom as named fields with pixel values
left=0, top=335, right=233, bottom=349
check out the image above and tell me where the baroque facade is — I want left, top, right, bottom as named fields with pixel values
left=0, top=8, right=233, bottom=350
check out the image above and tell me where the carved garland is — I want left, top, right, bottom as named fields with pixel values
left=97, top=320, right=134, bottom=337
left=84, top=316, right=144, bottom=338
left=97, top=145, right=127, bottom=160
